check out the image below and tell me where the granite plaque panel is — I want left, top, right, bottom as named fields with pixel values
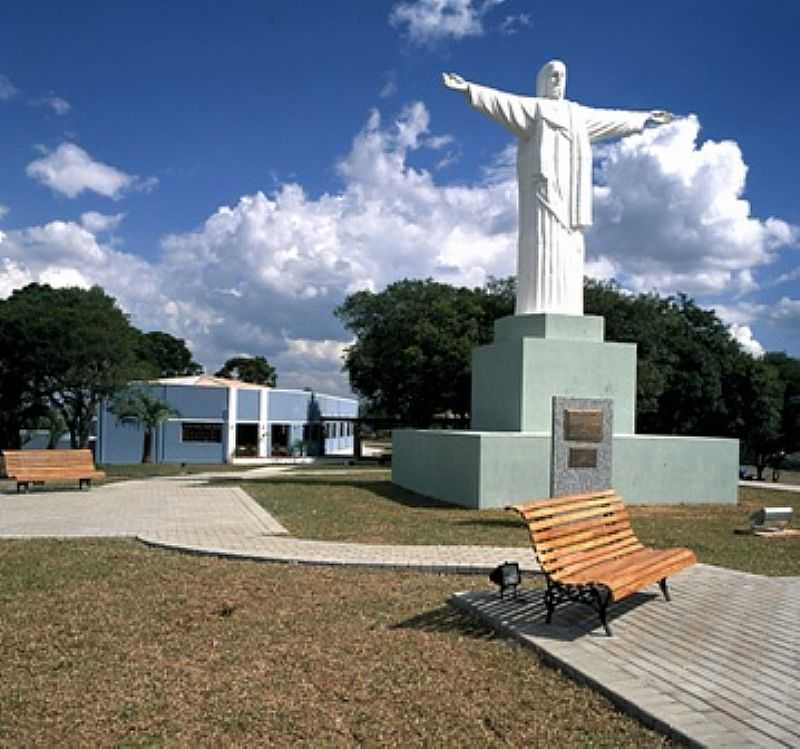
left=568, top=448, right=598, bottom=468
left=551, top=397, right=613, bottom=497
left=564, top=410, right=603, bottom=443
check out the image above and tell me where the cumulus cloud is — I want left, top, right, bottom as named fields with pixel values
left=26, top=143, right=158, bottom=199
left=588, top=115, right=797, bottom=296
left=390, top=0, right=504, bottom=43
left=0, top=74, right=17, bottom=100
left=3, top=102, right=798, bottom=391
left=0, top=204, right=8, bottom=220
left=729, top=323, right=765, bottom=358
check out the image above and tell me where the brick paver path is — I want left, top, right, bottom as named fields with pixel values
left=0, top=474, right=538, bottom=574
left=452, top=565, right=800, bottom=748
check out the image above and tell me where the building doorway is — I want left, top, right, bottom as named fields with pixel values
left=235, top=424, right=259, bottom=457
left=271, top=424, right=290, bottom=457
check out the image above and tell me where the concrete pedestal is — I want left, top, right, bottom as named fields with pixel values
left=392, top=313, right=739, bottom=508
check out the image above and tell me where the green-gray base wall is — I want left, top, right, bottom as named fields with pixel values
left=392, top=429, right=739, bottom=509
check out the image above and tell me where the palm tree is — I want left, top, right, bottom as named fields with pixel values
left=109, top=387, right=179, bottom=463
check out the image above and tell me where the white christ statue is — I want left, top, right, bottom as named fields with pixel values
left=443, top=60, right=674, bottom=316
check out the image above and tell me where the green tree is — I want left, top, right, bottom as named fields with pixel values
left=0, top=284, right=144, bottom=449
left=728, top=356, right=784, bottom=480
left=137, top=331, right=203, bottom=378
left=762, top=352, right=800, bottom=458
left=109, top=387, right=180, bottom=463
left=215, top=356, right=277, bottom=387
left=0, top=297, right=49, bottom=448
left=336, top=279, right=489, bottom=425
left=584, top=280, right=752, bottom=436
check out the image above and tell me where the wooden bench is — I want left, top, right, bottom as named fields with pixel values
left=509, top=489, right=696, bottom=636
left=1, top=449, right=105, bottom=493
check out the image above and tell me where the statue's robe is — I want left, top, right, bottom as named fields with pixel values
left=466, top=83, right=650, bottom=315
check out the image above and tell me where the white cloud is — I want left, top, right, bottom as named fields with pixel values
left=588, top=116, right=797, bottom=296
left=0, top=258, right=33, bottom=298
left=775, top=267, right=800, bottom=285
left=25, top=143, right=158, bottom=199
left=3, top=102, right=799, bottom=392
left=0, top=204, right=8, bottom=220
left=498, top=12, right=531, bottom=34
left=80, top=211, right=125, bottom=234
left=389, top=0, right=504, bottom=43
left=0, top=74, right=17, bottom=100
left=729, top=324, right=765, bottom=358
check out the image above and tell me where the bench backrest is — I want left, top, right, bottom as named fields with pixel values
left=1, top=449, right=98, bottom=477
left=509, top=490, right=643, bottom=579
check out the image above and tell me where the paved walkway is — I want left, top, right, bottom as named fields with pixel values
left=740, top=479, right=800, bottom=493
left=0, top=473, right=538, bottom=574
left=452, top=565, right=800, bottom=748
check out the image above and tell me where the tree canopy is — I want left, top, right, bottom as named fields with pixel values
left=215, top=356, right=277, bottom=387
left=0, top=283, right=204, bottom=450
left=137, top=331, right=203, bottom=378
left=335, top=279, right=502, bottom=425
left=0, top=284, right=145, bottom=448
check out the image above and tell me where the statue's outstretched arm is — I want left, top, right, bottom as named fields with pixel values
left=442, top=72, right=469, bottom=92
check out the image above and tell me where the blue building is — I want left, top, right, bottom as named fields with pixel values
left=96, top=376, right=358, bottom=464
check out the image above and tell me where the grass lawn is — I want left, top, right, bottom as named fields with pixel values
left=0, top=539, right=668, bottom=747
left=99, top=463, right=247, bottom=480
left=242, top=472, right=800, bottom=576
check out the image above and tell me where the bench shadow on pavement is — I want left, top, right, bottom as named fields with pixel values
left=406, top=587, right=661, bottom=643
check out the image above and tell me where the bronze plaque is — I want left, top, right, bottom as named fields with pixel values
left=564, top=409, right=603, bottom=443
left=569, top=448, right=598, bottom=469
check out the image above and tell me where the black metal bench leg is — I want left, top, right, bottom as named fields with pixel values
left=544, top=579, right=555, bottom=624
left=593, top=587, right=613, bottom=637
left=658, top=577, right=671, bottom=601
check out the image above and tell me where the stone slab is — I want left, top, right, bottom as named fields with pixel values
left=392, top=430, right=738, bottom=508
left=552, top=396, right=613, bottom=496
left=493, top=313, right=605, bottom=342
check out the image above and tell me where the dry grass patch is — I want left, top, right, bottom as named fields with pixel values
left=241, top=472, right=529, bottom=547
left=0, top=539, right=669, bottom=747
left=243, top=475, right=800, bottom=577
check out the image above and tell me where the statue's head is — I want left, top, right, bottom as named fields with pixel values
left=536, top=60, right=566, bottom=100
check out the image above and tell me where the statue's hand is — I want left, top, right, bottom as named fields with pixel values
left=648, top=110, right=675, bottom=125
left=442, top=72, right=468, bottom=92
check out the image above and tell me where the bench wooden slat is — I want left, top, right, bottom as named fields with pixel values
left=523, top=494, right=624, bottom=521
left=538, top=527, right=639, bottom=566
left=551, top=538, right=645, bottom=578
left=511, top=489, right=617, bottom=516
left=527, top=500, right=626, bottom=532
left=508, top=489, right=696, bottom=636
left=532, top=512, right=631, bottom=543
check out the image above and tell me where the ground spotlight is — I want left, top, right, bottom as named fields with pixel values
left=489, top=561, right=521, bottom=599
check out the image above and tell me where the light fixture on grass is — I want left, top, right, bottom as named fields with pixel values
left=750, top=507, right=793, bottom=533
left=489, top=561, right=521, bottom=599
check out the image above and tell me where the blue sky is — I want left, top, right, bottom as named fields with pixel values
left=1, top=0, right=798, bottom=394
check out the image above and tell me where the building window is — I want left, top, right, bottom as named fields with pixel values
left=182, top=422, right=223, bottom=443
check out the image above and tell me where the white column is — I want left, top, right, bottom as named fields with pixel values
left=259, top=388, right=269, bottom=458
left=225, top=386, right=238, bottom=463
